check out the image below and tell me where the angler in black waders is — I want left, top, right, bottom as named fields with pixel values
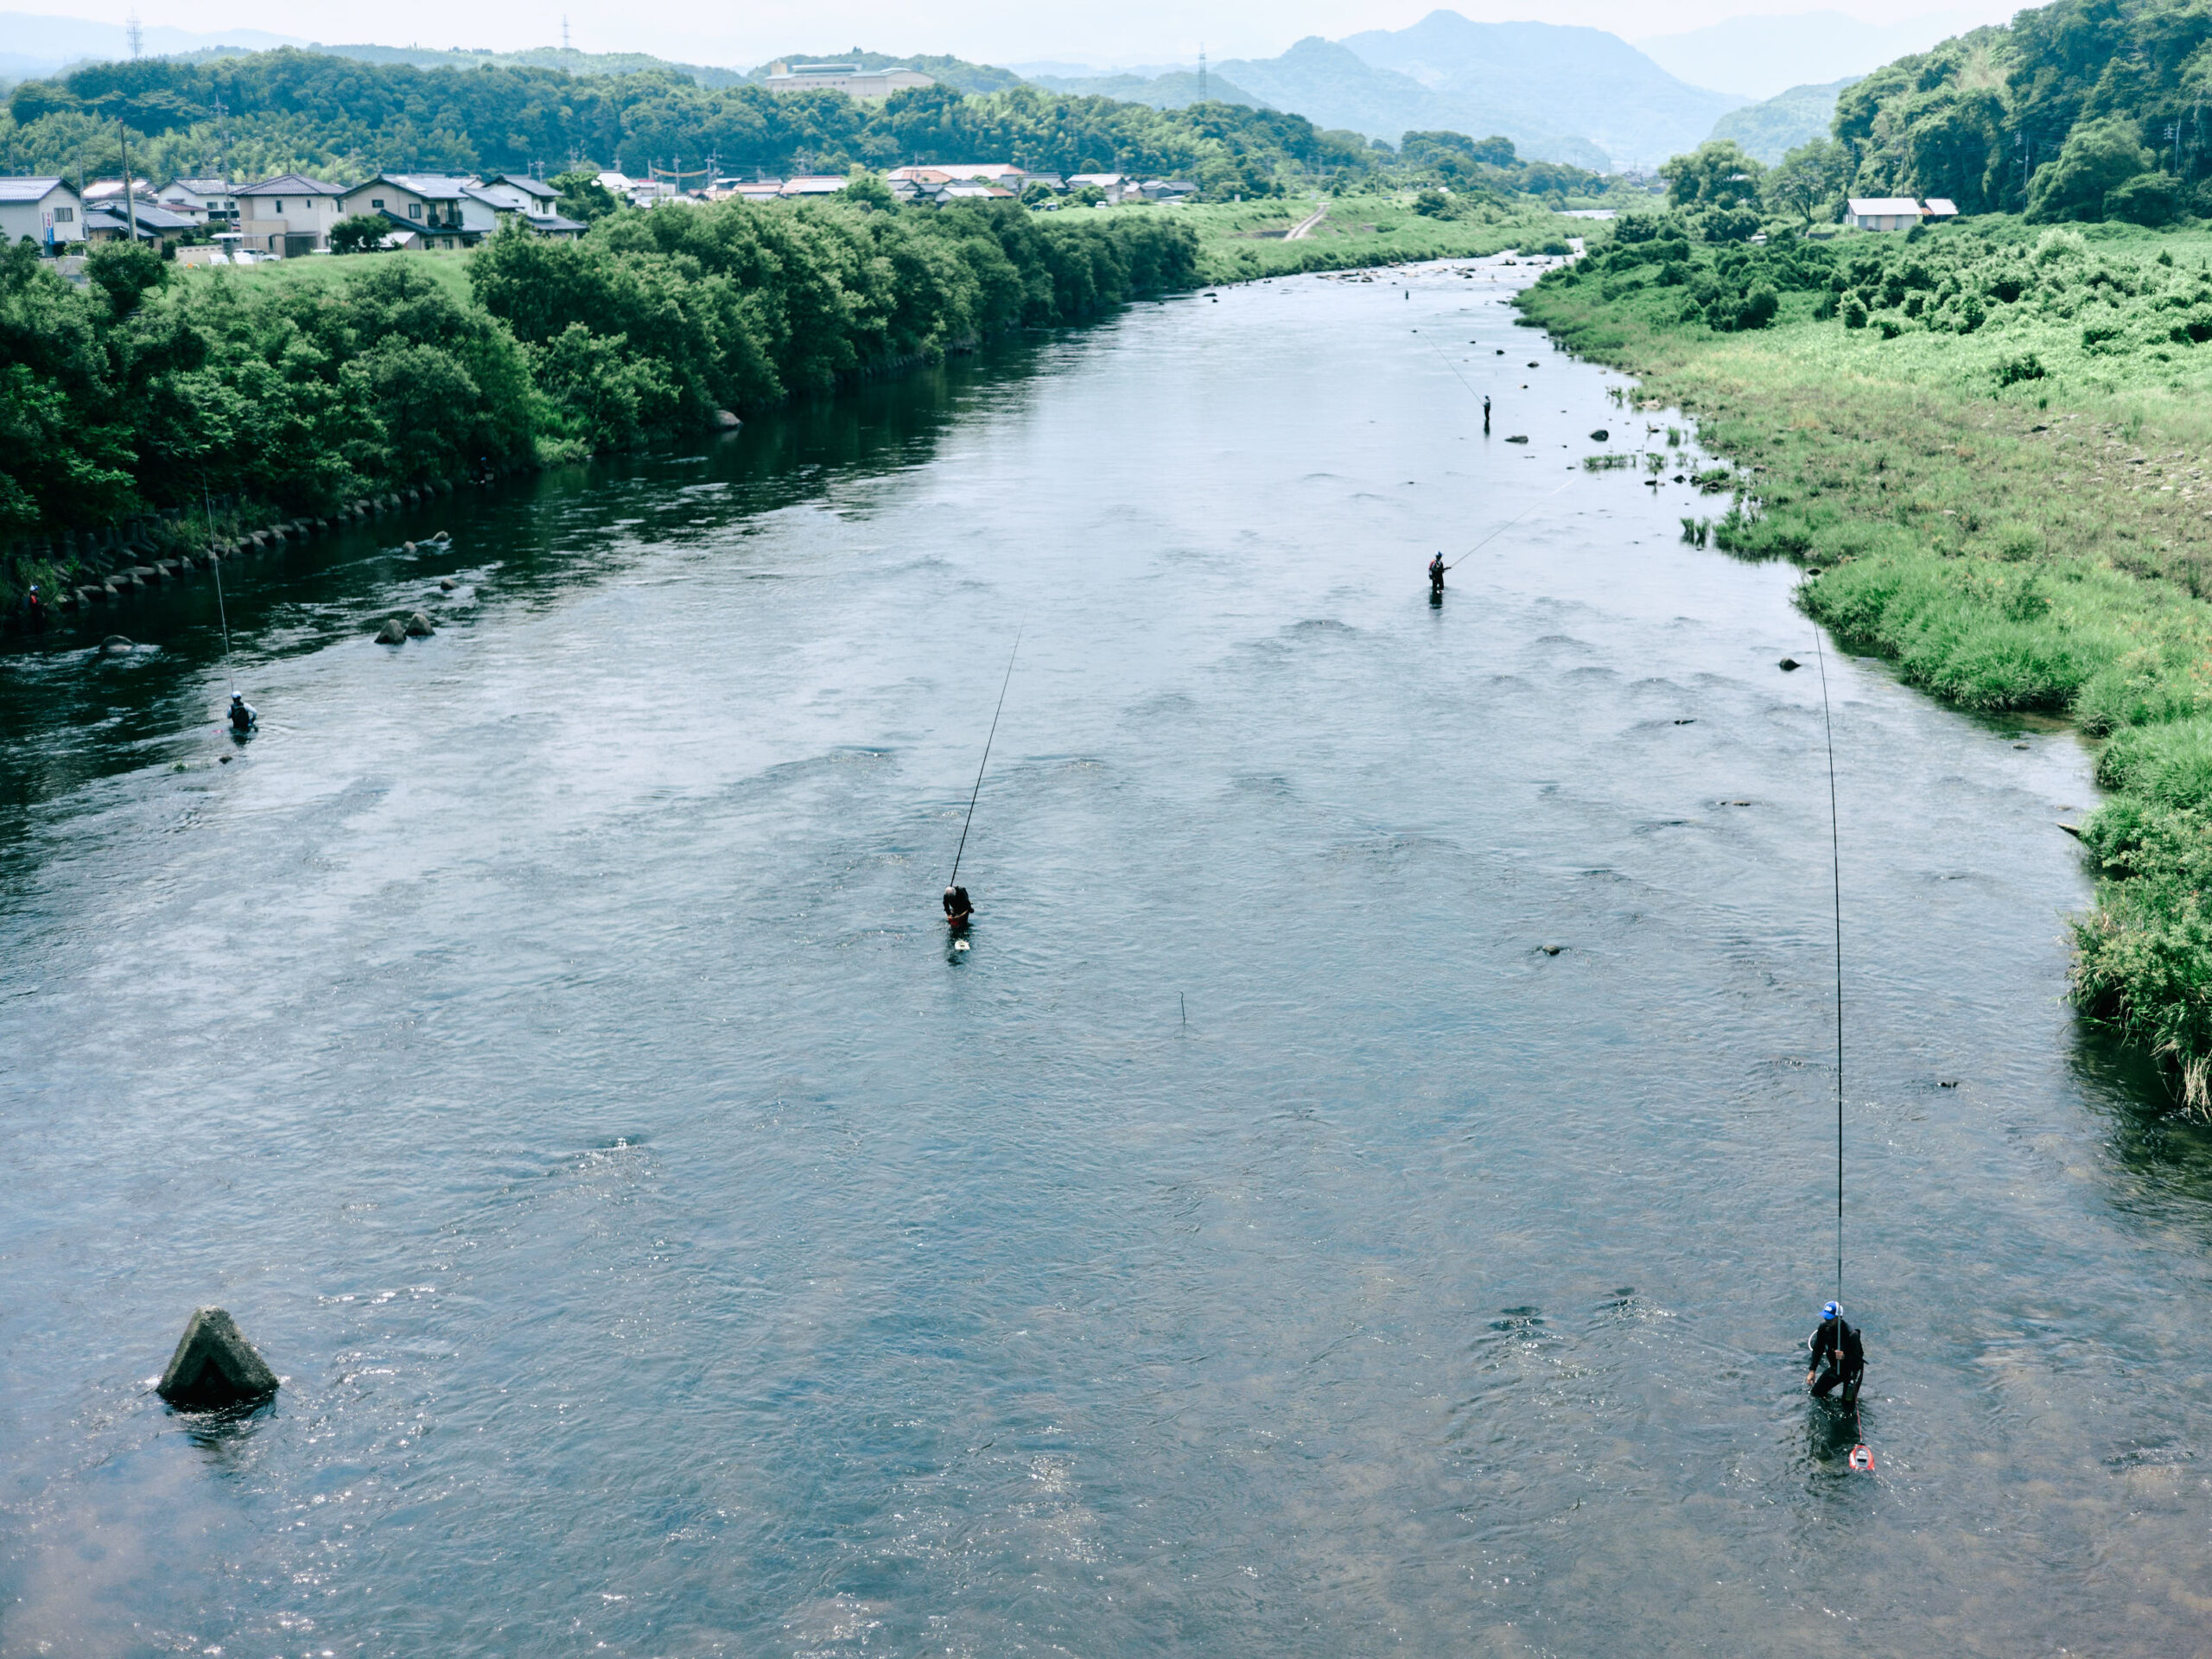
left=1806, top=1301, right=1865, bottom=1408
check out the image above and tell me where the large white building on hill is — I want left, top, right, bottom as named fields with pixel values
left=763, top=61, right=935, bottom=99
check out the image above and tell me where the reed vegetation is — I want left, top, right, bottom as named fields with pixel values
left=1521, top=213, right=2212, bottom=1108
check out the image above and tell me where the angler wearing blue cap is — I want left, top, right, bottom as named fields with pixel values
left=1806, top=1302, right=1865, bottom=1406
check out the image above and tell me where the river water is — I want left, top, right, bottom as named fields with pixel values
left=6, top=261, right=2212, bottom=1658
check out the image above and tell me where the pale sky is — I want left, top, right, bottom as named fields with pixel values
left=34, top=0, right=2024, bottom=71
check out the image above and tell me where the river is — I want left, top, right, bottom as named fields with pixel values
left=5, top=260, right=2212, bottom=1658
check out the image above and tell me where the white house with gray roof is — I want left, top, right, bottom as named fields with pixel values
left=0, top=177, right=86, bottom=250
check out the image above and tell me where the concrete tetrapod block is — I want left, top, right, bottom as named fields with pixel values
left=157, top=1306, right=278, bottom=1408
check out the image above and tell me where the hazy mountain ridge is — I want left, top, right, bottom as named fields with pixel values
left=0, top=10, right=299, bottom=79
left=1707, top=76, right=1861, bottom=162
left=1340, top=12, right=1747, bottom=171
left=1028, top=70, right=1268, bottom=112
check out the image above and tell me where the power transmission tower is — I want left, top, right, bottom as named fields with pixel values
left=563, top=15, right=570, bottom=50
left=126, top=11, right=143, bottom=56
left=1198, top=46, right=1207, bottom=101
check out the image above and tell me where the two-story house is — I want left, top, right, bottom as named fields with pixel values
left=235, top=174, right=347, bottom=255
left=0, top=177, right=86, bottom=250
left=335, top=174, right=499, bottom=250
left=467, top=174, right=587, bottom=238
left=157, top=177, right=240, bottom=226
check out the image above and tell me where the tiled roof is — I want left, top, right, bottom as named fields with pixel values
left=0, top=176, right=71, bottom=202
left=238, top=174, right=345, bottom=195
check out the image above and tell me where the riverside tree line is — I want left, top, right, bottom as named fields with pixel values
left=0, top=197, right=1195, bottom=572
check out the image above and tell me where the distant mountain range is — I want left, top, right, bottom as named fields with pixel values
left=1339, top=13, right=1746, bottom=168
left=1037, top=15, right=1751, bottom=171
left=1028, top=69, right=1268, bottom=112
left=1633, top=9, right=1980, bottom=101
left=1707, top=77, right=1860, bottom=162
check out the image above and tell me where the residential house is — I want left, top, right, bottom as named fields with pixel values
left=925, top=181, right=1018, bottom=203
left=83, top=199, right=197, bottom=249
left=334, top=174, right=499, bottom=250
left=0, top=177, right=86, bottom=249
left=1923, top=198, right=1960, bottom=220
left=156, top=177, right=240, bottom=226
left=778, top=175, right=850, bottom=197
left=1843, top=196, right=1925, bottom=232
left=1136, top=180, right=1198, bottom=202
left=471, top=173, right=560, bottom=214
left=235, top=174, right=347, bottom=255
left=930, top=162, right=1025, bottom=190
left=1066, top=173, right=1131, bottom=203
left=81, top=177, right=155, bottom=207
left=468, top=174, right=587, bottom=238
left=762, top=60, right=935, bottom=99
left=734, top=180, right=785, bottom=203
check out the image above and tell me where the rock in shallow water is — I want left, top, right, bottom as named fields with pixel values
left=374, top=618, right=408, bottom=645
left=404, top=612, right=435, bottom=637
left=156, top=1306, right=277, bottom=1408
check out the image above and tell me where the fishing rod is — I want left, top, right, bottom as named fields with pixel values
left=203, top=481, right=235, bottom=699
left=949, top=631, right=1020, bottom=889
left=1444, top=480, right=1572, bottom=570
left=1812, top=626, right=1844, bottom=1306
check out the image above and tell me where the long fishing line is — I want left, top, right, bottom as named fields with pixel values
left=1812, top=624, right=1844, bottom=1306
left=1447, top=480, right=1572, bottom=569
left=1418, top=333, right=1491, bottom=404
left=949, top=631, right=1020, bottom=888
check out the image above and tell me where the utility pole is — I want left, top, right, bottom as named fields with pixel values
left=118, top=119, right=141, bottom=246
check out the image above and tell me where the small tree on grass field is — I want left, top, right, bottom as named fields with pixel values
left=330, top=214, right=389, bottom=254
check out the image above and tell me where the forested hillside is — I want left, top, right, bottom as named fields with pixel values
left=1829, top=0, right=2210, bottom=219
left=0, top=48, right=1375, bottom=199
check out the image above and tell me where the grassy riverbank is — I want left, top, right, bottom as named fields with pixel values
left=1520, top=214, right=2212, bottom=1107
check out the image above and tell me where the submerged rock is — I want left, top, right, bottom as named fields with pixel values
left=1778, top=658, right=1800, bottom=671
left=374, top=617, right=408, bottom=645
left=99, top=633, right=132, bottom=652
left=1504, top=435, right=1529, bottom=444
left=439, top=577, right=457, bottom=591
left=713, top=408, right=743, bottom=429
left=1589, top=429, right=1609, bottom=442
left=156, top=1306, right=277, bottom=1408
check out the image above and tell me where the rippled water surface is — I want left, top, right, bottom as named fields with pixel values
left=7, top=262, right=2212, bottom=1658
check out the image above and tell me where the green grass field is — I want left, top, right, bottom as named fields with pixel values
left=171, top=247, right=478, bottom=302
left=1521, top=216, right=2212, bottom=1107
